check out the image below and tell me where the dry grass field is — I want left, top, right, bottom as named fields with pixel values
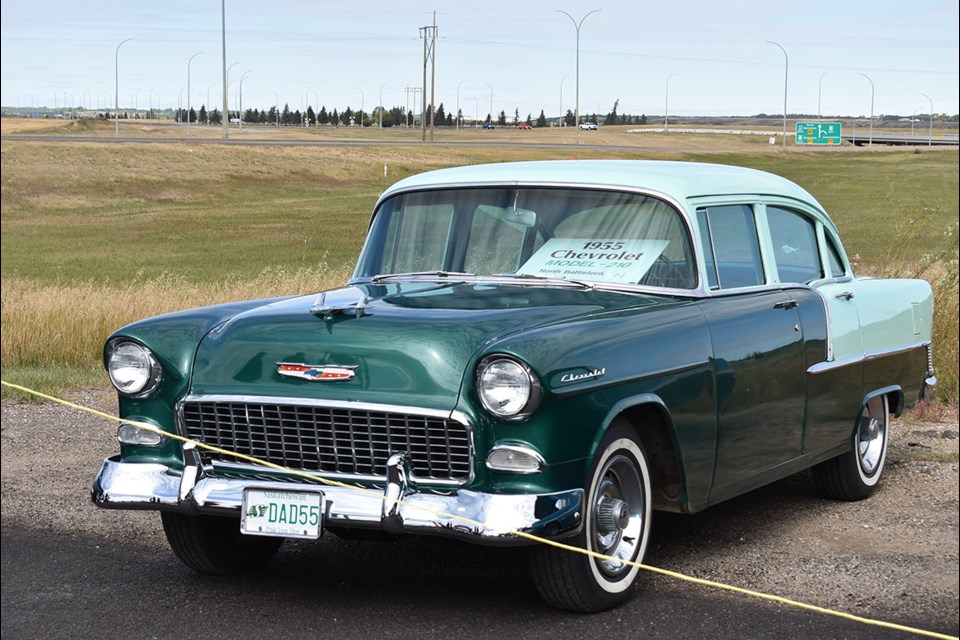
left=1, top=120, right=957, bottom=403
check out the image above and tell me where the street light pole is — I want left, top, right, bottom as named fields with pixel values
left=305, top=87, right=317, bottom=126
left=767, top=40, right=788, bottom=149
left=357, top=88, right=364, bottom=127
left=457, top=80, right=466, bottom=130
left=560, top=75, right=569, bottom=127
left=225, top=62, right=239, bottom=128
left=919, top=93, right=934, bottom=147
left=817, top=73, right=828, bottom=121
left=220, top=0, right=229, bottom=139
left=186, top=51, right=203, bottom=132
left=114, top=38, right=134, bottom=135
left=857, top=72, right=874, bottom=146
left=485, top=83, right=493, bottom=124
left=557, top=9, right=600, bottom=145
left=379, top=82, right=387, bottom=130
left=206, top=84, right=216, bottom=125
left=238, top=71, right=251, bottom=132
left=664, top=73, right=677, bottom=131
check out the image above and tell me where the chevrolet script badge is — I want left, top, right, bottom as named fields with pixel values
left=277, top=363, right=358, bottom=382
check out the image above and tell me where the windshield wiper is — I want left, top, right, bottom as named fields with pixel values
left=371, top=270, right=477, bottom=283
left=493, top=272, right=596, bottom=290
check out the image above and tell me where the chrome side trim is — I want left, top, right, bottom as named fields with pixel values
left=92, top=455, right=584, bottom=545
left=550, top=359, right=710, bottom=395
left=807, top=341, right=931, bottom=375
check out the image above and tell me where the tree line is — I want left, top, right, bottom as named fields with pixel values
left=96, top=99, right=652, bottom=128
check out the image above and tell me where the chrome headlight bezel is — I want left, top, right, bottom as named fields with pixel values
left=476, top=355, right=542, bottom=421
left=105, top=339, right=162, bottom=398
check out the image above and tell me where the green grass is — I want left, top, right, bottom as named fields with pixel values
left=2, top=140, right=957, bottom=402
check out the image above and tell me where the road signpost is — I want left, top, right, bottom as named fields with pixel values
left=796, top=122, right=842, bottom=145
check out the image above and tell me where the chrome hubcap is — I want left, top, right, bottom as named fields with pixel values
left=591, top=453, right=645, bottom=578
left=858, top=397, right=887, bottom=475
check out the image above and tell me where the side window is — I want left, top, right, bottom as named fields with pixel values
left=697, top=205, right=764, bottom=289
left=825, top=235, right=846, bottom=277
left=767, top=207, right=822, bottom=283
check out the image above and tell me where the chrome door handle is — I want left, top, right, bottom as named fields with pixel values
left=835, top=292, right=855, bottom=301
left=774, top=299, right=798, bottom=310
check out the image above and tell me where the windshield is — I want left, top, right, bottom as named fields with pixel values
left=354, top=187, right=696, bottom=289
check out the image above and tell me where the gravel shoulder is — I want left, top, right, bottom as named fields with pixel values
left=1, top=389, right=957, bottom=636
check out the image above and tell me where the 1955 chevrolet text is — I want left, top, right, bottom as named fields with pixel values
left=93, top=160, right=935, bottom=612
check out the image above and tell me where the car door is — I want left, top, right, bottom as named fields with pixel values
left=695, top=204, right=807, bottom=500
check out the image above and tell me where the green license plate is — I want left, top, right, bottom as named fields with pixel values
left=240, top=488, right=324, bottom=539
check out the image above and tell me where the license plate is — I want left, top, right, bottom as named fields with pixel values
left=241, top=488, right=324, bottom=539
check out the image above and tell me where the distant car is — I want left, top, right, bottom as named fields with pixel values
left=518, top=123, right=533, bottom=130
left=482, top=122, right=495, bottom=129
left=580, top=122, right=598, bottom=130
left=94, top=160, right=935, bottom=613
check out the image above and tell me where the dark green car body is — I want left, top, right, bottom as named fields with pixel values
left=93, top=160, right=935, bottom=611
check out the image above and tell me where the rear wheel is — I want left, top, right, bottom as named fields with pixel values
left=530, top=422, right=652, bottom=612
left=161, top=512, right=283, bottom=575
left=813, top=394, right=889, bottom=501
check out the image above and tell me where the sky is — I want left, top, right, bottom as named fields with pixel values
left=1, top=1, right=958, bottom=120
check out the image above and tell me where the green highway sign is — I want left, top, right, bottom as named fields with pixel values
left=795, top=122, right=842, bottom=145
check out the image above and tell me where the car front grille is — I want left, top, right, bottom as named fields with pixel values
left=179, top=399, right=472, bottom=484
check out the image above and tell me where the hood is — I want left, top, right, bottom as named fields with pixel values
left=189, top=282, right=662, bottom=410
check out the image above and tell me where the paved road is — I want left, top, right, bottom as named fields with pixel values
left=0, top=133, right=740, bottom=154
left=1, top=521, right=930, bottom=640
left=2, top=388, right=956, bottom=640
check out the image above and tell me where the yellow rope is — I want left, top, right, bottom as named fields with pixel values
left=2, top=379, right=956, bottom=640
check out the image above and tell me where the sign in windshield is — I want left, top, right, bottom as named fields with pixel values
left=518, top=238, right=669, bottom=284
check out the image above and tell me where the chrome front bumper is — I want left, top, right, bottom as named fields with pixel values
left=92, top=446, right=583, bottom=545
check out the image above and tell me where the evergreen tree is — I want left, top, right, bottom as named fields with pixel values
left=198, top=105, right=207, bottom=124
left=281, top=103, right=292, bottom=126
left=319, top=106, right=329, bottom=125
left=604, top=99, right=619, bottom=126
left=435, top=103, right=446, bottom=125
left=513, top=108, right=519, bottom=125
left=564, top=109, right=575, bottom=127
left=209, top=108, right=222, bottom=125
left=536, top=110, right=547, bottom=127
left=497, top=110, right=507, bottom=126
left=331, top=108, right=339, bottom=126
left=307, top=106, right=316, bottom=126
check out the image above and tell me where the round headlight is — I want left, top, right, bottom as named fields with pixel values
left=477, top=357, right=541, bottom=419
left=106, top=340, right=161, bottom=397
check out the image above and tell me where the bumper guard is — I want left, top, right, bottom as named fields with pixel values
left=92, top=445, right=583, bottom=545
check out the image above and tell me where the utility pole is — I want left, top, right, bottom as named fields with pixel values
left=419, top=13, right=437, bottom=142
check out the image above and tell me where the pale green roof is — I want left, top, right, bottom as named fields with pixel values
left=380, top=159, right=830, bottom=219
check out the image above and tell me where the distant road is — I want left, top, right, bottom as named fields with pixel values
left=0, top=133, right=684, bottom=153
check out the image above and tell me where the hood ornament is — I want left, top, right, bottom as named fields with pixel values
left=277, top=362, right=358, bottom=382
left=311, top=291, right=368, bottom=319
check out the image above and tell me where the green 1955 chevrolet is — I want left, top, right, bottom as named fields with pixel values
left=93, top=160, right=935, bottom=612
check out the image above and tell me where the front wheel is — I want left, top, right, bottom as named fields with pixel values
left=161, top=512, right=283, bottom=575
left=530, top=422, right=652, bottom=612
left=812, top=394, right=889, bottom=501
